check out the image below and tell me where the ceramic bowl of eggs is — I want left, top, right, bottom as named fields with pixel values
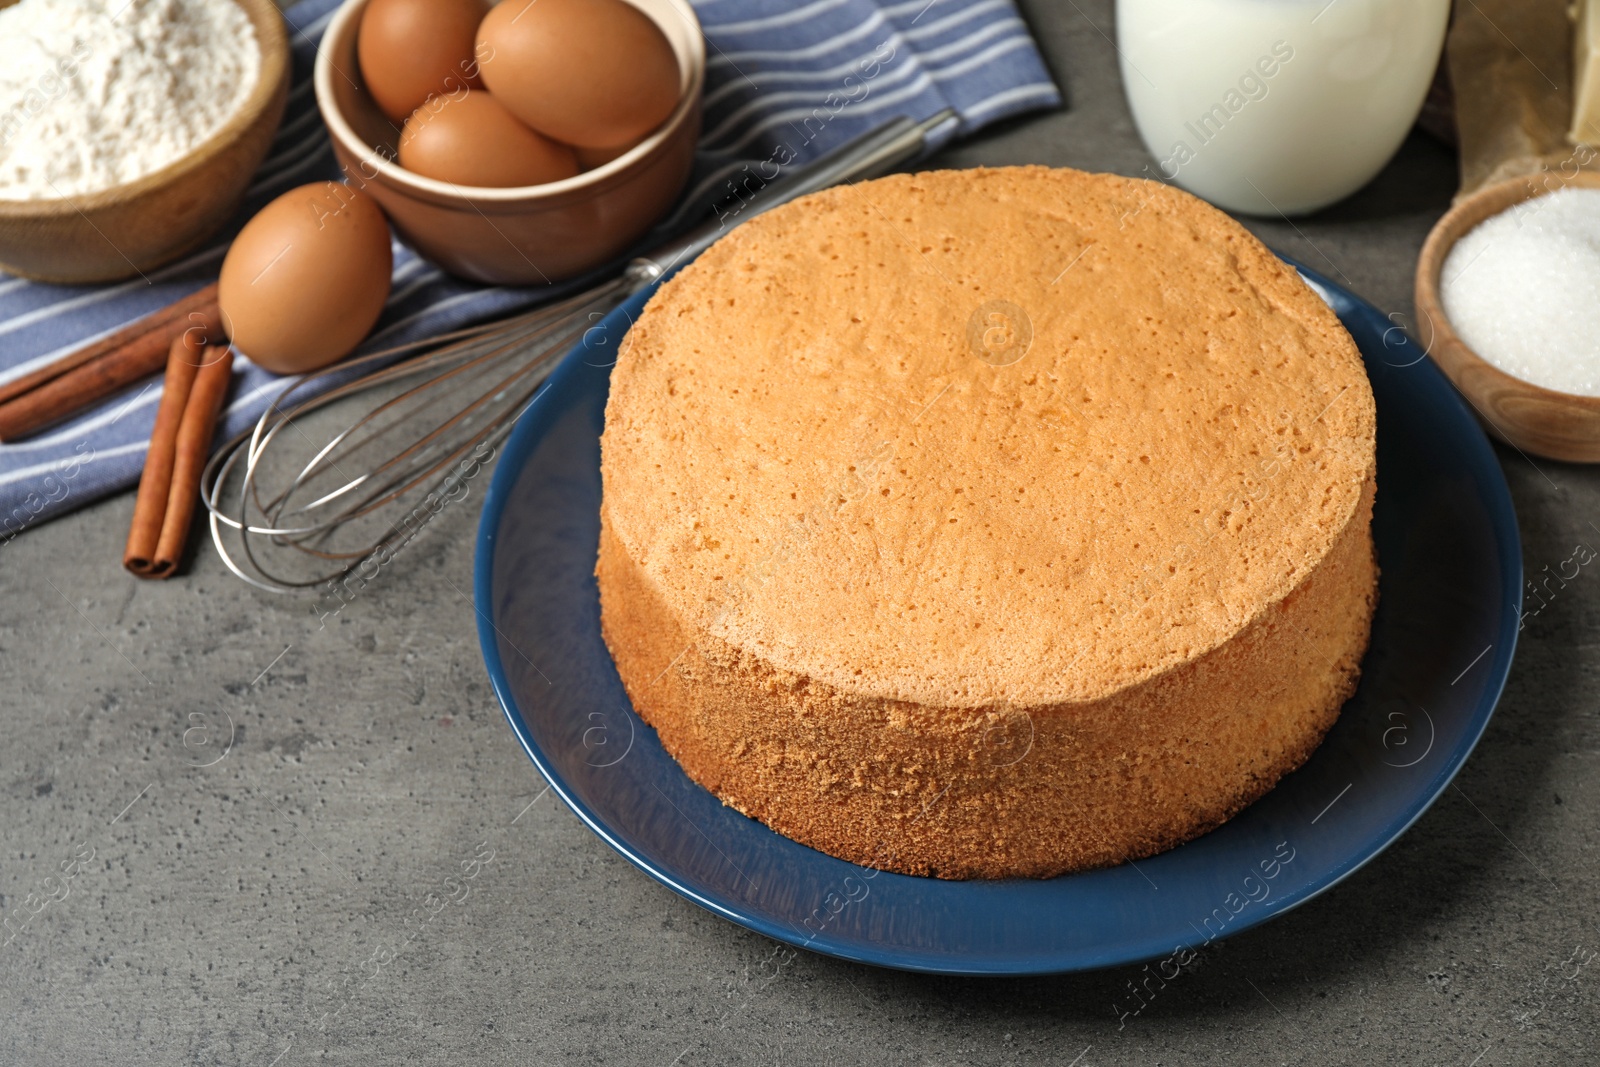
left=315, top=0, right=703, bottom=285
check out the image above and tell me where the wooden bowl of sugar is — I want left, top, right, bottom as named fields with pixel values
left=0, top=0, right=288, bottom=284
left=1415, top=170, right=1600, bottom=463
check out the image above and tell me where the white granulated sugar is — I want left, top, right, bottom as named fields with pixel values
left=1440, top=186, right=1600, bottom=396
left=0, top=0, right=260, bottom=200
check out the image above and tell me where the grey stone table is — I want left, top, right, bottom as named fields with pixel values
left=3, top=3, right=1595, bottom=1064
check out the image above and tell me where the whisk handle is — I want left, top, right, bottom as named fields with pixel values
left=625, top=108, right=959, bottom=289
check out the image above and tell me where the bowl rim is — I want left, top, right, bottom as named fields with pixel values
left=313, top=0, right=706, bottom=205
left=1414, top=168, right=1600, bottom=411
left=0, top=0, right=290, bottom=218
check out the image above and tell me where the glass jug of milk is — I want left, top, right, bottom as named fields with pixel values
left=1116, top=0, right=1449, bottom=216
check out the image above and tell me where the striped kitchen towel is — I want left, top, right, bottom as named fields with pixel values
left=0, top=0, right=1059, bottom=541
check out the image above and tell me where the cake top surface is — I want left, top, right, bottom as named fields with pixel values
left=600, top=166, right=1376, bottom=707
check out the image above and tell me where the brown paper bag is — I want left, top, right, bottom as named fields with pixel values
left=1448, top=0, right=1596, bottom=196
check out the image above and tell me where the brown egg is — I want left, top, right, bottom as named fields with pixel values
left=476, top=0, right=680, bottom=149
left=219, top=182, right=393, bottom=375
left=399, top=91, right=580, bottom=187
left=358, top=0, right=489, bottom=124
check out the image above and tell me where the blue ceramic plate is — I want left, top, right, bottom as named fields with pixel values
left=474, top=260, right=1521, bottom=976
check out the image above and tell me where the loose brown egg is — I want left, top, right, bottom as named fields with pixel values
left=400, top=91, right=579, bottom=187
left=476, top=0, right=680, bottom=149
left=218, top=182, right=393, bottom=375
left=358, top=0, right=489, bottom=124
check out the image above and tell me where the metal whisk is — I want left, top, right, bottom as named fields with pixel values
left=202, top=110, right=955, bottom=593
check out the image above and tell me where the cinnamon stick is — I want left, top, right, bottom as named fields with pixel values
left=146, top=344, right=234, bottom=578
left=123, top=332, right=206, bottom=576
left=0, top=284, right=218, bottom=408
left=0, top=287, right=222, bottom=442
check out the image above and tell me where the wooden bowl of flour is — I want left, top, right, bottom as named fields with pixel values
left=0, top=0, right=288, bottom=284
left=1415, top=170, right=1600, bottom=463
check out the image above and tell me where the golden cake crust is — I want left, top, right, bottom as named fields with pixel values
left=597, top=166, right=1377, bottom=879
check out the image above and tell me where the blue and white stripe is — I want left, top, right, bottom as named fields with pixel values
left=0, top=0, right=1058, bottom=536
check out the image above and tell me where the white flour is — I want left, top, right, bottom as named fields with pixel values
left=0, top=0, right=261, bottom=200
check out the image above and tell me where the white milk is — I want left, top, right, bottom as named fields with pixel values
left=1116, top=0, right=1449, bottom=215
